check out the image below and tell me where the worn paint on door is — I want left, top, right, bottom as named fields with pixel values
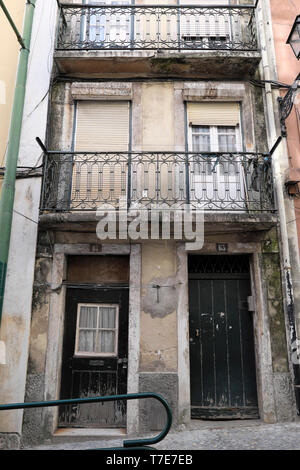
left=59, top=287, right=129, bottom=428
left=189, top=255, right=259, bottom=419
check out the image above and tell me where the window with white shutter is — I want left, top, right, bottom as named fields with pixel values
left=71, top=100, right=130, bottom=209
left=74, top=100, right=130, bottom=152
left=180, top=0, right=231, bottom=45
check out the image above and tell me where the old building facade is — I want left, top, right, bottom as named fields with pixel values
left=0, top=0, right=299, bottom=449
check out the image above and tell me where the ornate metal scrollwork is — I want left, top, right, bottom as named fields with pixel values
left=55, top=4, right=258, bottom=52
left=278, top=72, right=300, bottom=137
left=40, top=151, right=275, bottom=213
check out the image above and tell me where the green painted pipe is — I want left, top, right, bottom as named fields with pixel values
left=0, top=392, right=173, bottom=448
left=0, top=0, right=26, bottom=48
left=0, top=0, right=37, bottom=328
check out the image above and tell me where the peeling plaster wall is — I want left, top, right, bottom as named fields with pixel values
left=22, top=247, right=54, bottom=446
left=139, top=241, right=179, bottom=430
left=140, top=242, right=178, bottom=372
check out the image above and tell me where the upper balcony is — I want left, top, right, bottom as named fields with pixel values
left=54, top=2, right=261, bottom=79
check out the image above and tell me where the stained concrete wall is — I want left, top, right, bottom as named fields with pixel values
left=260, top=228, right=296, bottom=421
left=138, top=83, right=179, bottom=429
left=258, top=0, right=300, bottom=382
left=140, top=242, right=178, bottom=372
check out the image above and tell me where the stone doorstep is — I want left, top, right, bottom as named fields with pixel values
left=44, top=427, right=127, bottom=446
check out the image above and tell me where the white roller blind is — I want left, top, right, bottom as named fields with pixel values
left=187, top=102, right=240, bottom=127
left=71, top=101, right=130, bottom=208
left=75, top=100, right=130, bottom=151
left=180, top=0, right=230, bottom=38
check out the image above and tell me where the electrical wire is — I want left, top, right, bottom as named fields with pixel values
left=250, top=78, right=297, bottom=89
left=13, top=209, right=38, bottom=225
left=0, top=154, right=44, bottom=178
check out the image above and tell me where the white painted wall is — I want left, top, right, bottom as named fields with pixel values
left=0, top=0, right=58, bottom=436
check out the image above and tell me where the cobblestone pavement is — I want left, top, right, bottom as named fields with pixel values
left=24, top=420, right=300, bottom=451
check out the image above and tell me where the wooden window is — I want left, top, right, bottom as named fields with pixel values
left=75, top=303, right=119, bottom=357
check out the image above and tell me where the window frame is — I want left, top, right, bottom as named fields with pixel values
left=81, top=0, right=132, bottom=46
left=189, top=124, right=241, bottom=154
left=74, top=303, right=119, bottom=358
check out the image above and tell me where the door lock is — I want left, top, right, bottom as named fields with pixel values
left=118, top=357, right=128, bottom=369
left=195, top=329, right=200, bottom=337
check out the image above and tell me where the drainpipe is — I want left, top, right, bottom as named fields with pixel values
left=0, top=0, right=37, bottom=333
left=257, top=0, right=300, bottom=414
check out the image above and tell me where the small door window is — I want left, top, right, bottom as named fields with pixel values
left=74, top=303, right=119, bottom=357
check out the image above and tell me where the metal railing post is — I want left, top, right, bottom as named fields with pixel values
left=0, top=392, right=173, bottom=449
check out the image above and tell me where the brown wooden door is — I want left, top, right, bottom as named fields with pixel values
left=59, top=287, right=129, bottom=428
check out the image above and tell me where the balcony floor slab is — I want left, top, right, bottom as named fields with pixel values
left=54, top=50, right=261, bottom=79
left=38, top=211, right=277, bottom=235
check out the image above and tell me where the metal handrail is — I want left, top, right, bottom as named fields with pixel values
left=56, top=3, right=258, bottom=52
left=39, top=148, right=276, bottom=213
left=0, top=392, right=172, bottom=449
left=60, top=3, right=257, bottom=10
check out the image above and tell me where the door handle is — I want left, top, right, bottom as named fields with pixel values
left=118, top=358, right=128, bottom=364
left=118, top=358, right=128, bottom=368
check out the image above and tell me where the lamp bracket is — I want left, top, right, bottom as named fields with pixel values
left=278, top=72, right=300, bottom=137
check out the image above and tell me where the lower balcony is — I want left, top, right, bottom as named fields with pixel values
left=40, top=151, right=275, bottom=215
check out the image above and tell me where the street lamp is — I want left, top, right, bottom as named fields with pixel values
left=287, top=14, right=300, bottom=60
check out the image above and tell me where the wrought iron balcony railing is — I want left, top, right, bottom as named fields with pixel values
left=56, top=3, right=258, bottom=52
left=40, top=151, right=275, bottom=213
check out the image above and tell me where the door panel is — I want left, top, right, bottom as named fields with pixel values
left=59, top=287, right=129, bottom=428
left=189, top=255, right=259, bottom=419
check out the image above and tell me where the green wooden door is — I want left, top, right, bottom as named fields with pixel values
left=189, top=255, right=259, bottom=419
